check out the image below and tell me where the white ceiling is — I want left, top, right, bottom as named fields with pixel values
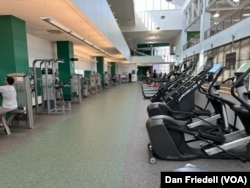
left=0, top=0, right=188, bottom=63
left=0, top=0, right=125, bottom=62
left=108, top=0, right=187, bottom=51
left=0, top=0, right=245, bottom=64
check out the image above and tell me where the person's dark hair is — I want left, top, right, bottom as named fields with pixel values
left=6, top=76, right=15, bottom=85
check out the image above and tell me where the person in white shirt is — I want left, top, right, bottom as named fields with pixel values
left=0, top=76, right=18, bottom=116
left=146, top=70, right=150, bottom=84
left=146, top=70, right=150, bottom=78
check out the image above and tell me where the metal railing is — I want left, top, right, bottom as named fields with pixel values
left=183, top=35, right=200, bottom=50
left=183, top=2, right=250, bottom=50
left=204, top=2, right=250, bottom=39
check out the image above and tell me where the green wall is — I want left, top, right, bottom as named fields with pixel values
left=137, top=66, right=150, bottom=81
left=0, top=15, right=29, bottom=84
left=111, top=62, right=116, bottom=75
left=137, top=42, right=169, bottom=48
left=137, top=50, right=152, bottom=56
left=84, top=70, right=92, bottom=78
left=187, top=31, right=200, bottom=41
left=56, top=41, right=74, bottom=100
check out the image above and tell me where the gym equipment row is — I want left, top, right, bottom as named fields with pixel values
left=146, top=58, right=250, bottom=164
left=142, top=60, right=196, bottom=100
left=147, top=63, right=228, bottom=132
left=0, top=59, right=111, bottom=135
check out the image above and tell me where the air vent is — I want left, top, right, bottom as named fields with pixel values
left=47, top=30, right=63, bottom=34
left=161, top=16, right=165, bottom=19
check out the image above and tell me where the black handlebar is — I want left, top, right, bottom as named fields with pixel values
left=222, top=77, right=235, bottom=84
left=231, top=67, right=250, bottom=111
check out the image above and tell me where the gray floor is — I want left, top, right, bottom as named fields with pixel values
left=123, top=82, right=250, bottom=188
left=0, top=82, right=249, bottom=188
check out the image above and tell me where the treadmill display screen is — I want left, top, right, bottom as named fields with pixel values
left=208, top=63, right=223, bottom=73
left=237, top=61, right=250, bottom=73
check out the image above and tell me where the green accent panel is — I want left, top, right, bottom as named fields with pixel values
left=84, top=70, right=91, bottom=78
left=137, top=42, right=169, bottom=48
left=0, top=15, right=29, bottom=83
left=56, top=41, right=74, bottom=101
left=137, top=67, right=149, bottom=76
left=137, top=66, right=150, bottom=81
left=111, top=62, right=116, bottom=75
left=137, top=50, right=151, bottom=56
left=96, top=56, right=104, bottom=87
left=187, top=31, right=200, bottom=41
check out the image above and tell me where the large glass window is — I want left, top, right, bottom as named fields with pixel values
left=134, top=0, right=176, bottom=11
left=134, top=0, right=176, bottom=31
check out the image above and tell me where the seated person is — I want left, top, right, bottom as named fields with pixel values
left=0, top=76, right=18, bottom=126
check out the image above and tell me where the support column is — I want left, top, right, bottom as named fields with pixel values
left=56, top=41, right=74, bottom=100
left=96, top=56, right=104, bottom=88
left=110, top=62, right=116, bottom=75
left=198, top=3, right=211, bottom=70
left=0, top=15, right=29, bottom=83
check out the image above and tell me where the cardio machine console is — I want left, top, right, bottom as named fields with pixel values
left=208, top=63, right=223, bottom=74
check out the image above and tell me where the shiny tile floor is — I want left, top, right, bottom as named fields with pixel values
left=0, top=83, right=139, bottom=188
left=0, top=82, right=250, bottom=188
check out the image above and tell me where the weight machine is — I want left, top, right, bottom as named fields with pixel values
left=80, top=77, right=89, bottom=97
left=89, top=73, right=101, bottom=94
left=1, top=73, right=34, bottom=135
left=32, top=58, right=71, bottom=115
left=70, top=73, right=82, bottom=104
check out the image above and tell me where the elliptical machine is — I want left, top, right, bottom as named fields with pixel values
left=150, top=60, right=196, bottom=102
left=147, top=63, right=234, bottom=132
left=142, top=61, right=194, bottom=99
left=147, top=57, right=214, bottom=118
left=146, top=61, right=250, bottom=164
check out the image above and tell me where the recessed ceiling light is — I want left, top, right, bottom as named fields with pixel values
left=213, top=11, right=220, bottom=18
left=243, top=14, right=250, bottom=17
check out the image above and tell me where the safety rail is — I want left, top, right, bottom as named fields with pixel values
left=183, top=35, right=200, bottom=50
left=204, top=2, right=250, bottom=39
left=183, top=2, right=250, bottom=50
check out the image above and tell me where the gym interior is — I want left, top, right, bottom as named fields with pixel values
left=0, top=0, right=250, bottom=187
